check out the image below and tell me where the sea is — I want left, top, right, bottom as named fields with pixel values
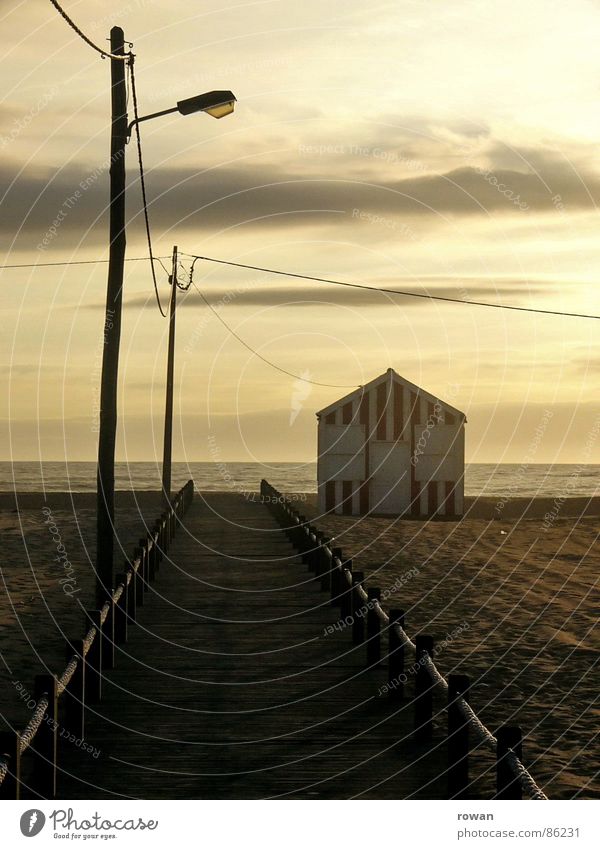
left=0, top=461, right=598, bottom=498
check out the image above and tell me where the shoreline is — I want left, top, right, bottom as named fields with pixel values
left=1, top=490, right=599, bottom=519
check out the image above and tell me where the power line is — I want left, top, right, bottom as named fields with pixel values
left=189, top=277, right=358, bottom=388
left=48, top=0, right=131, bottom=61
left=0, top=257, right=171, bottom=271
left=182, top=252, right=600, bottom=321
left=128, top=57, right=167, bottom=317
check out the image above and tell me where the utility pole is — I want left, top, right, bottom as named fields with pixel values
left=161, top=245, right=178, bottom=507
left=96, top=27, right=128, bottom=607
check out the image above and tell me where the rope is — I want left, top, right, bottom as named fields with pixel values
left=57, top=656, right=78, bottom=696
left=181, top=252, right=600, bottom=321
left=82, top=626, right=97, bottom=657
left=128, top=56, right=167, bottom=317
left=0, top=757, right=8, bottom=785
left=48, top=1, right=130, bottom=61
left=373, top=599, right=390, bottom=624
left=19, top=696, right=49, bottom=754
left=100, top=601, right=111, bottom=625
left=189, top=276, right=357, bottom=388
left=393, top=622, right=416, bottom=652
left=113, top=583, right=124, bottom=604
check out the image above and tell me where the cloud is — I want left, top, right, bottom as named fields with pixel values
left=3, top=142, right=600, bottom=251
left=76, top=275, right=562, bottom=312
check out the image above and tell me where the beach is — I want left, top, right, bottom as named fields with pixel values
left=0, top=488, right=598, bottom=800
left=301, top=493, right=599, bottom=800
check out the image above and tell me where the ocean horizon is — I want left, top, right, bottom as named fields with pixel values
left=0, top=461, right=598, bottom=499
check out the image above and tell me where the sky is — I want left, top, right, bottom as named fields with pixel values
left=1, top=0, right=599, bottom=464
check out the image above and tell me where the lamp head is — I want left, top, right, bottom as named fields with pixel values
left=177, top=90, right=237, bottom=119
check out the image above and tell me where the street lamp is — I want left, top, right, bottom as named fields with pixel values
left=127, top=90, right=237, bottom=138
left=96, top=25, right=236, bottom=608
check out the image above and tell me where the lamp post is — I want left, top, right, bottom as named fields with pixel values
left=95, top=25, right=236, bottom=606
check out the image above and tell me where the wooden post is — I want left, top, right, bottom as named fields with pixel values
left=0, top=726, right=21, bottom=799
left=102, top=594, right=115, bottom=670
left=414, top=635, right=434, bottom=741
left=388, top=608, right=405, bottom=699
left=366, top=587, right=381, bottom=666
left=351, top=571, right=365, bottom=644
left=496, top=726, right=523, bottom=800
left=114, top=573, right=128, bottom=643
left=63, top=640, right=85, bottom=741
left=133, top=550, right=144, bottom=609
left=330, top=547, right=343, bottom=606
left=84, top=611, right=103, bottom=702
left=339, top=559, right=353, bottom=620
left=125, top=567, right=136, bottom=623
left=144, top=536, right=156, bottom=582
left=319, top=539, right=332, bottom=593
left=133, top=547, right=145, bottom=607
left=31, top=674, right=58, bottom=798
left=447, top=673, right=470, bottom=798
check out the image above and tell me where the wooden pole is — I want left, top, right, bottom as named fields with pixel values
left=32, top=674, right=58, bottom=798
left=161, top=244, right=178, bottom=509
left=414, top=635, right=434, bottom=741
left=366, top=587, right=381, bottom=666
left=388, top=608, right=405, bottom=699
left=96, top=26, right=128, bottom=608
left=447, top=673, right=470, bottom=798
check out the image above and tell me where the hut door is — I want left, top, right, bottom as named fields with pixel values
left=369, top=442, right=410, bottom=515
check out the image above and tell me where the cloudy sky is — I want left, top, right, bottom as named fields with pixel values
left=1, top=0, right=599, bottom=464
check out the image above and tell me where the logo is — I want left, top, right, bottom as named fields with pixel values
left=20, top=810, right=46, bottom=837
left=289, top=369, right=312, bottom=425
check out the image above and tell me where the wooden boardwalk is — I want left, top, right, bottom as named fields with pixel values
left=58, top=492, right=461, bottom=799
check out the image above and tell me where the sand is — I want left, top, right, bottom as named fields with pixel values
left=0, top=491, right=164, bottom=735
left=299, top=493, right=599, bottom=800
left=1, top=490, right=598, bottom=799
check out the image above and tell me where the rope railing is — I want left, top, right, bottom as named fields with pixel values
left=19, top=697, right=49, bottom=755
left=0, top=479, right=194, bottom=799
left=260, top=478, right=548, bottom=801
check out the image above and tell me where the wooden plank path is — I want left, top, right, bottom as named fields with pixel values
left=58, top=492, right=462, bottom=799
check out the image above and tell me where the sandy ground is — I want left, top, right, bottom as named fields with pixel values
left=299, top=493, right=599, bottom=800
left=1, top=490, right=598, bottom=799
left=0, top=491, right=163, bottom=735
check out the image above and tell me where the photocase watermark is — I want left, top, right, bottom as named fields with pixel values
left=41, top=507, right=80, bottom=597
left=12, top=681, right=100, bottom=759
left=245, top=491, right=307, bottom=504
left=351, top=208, right=422, bottom=241
left=495, top=408, right=554, bottom=515
left=473, top=166, right=529, bottom=211
left=323, top=566, right=420, bottom=637
left=89, top=0, right=156, bottom=31
left=298, top=143, right=426, bottom=172
left=0, top=85, right=59, bottom=149
left=183, top=279, right=261, bottom=355
left=207, top=434, right=245, bottom=494
left=378, top=619, right=470, bottom=696
left=542, top=413, right=600, bottom=531
left=148, top=55, right=291, bottom=104
left=290, top=369, right=312, bottom=425
left=411, top=402, right=444, bottom=467
left=91, top=308, right=115, bottom=433
left=37, top=149, right=125, bottom=251
left=48, top=808, right=158, bottom=833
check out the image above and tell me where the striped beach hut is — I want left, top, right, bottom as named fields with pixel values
left=316, top=368, right=466, bottom=517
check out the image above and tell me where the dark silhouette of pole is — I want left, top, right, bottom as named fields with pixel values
left=96, top=26, right=127, bottom=608
left=162, top=245, right=178, bottom=507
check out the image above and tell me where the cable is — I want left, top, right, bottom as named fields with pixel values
left=181, top=252, right=600, bottom=321
left=128, top=56, right=167, bottom=317
left=48, top=0, right=130, bottom=61
left=188, top=277, right=358, bottom=388
left=0, top=257, right=171, bottom=271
